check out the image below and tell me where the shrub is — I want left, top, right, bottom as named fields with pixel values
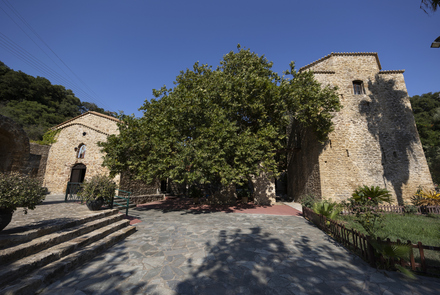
left=78, top=175, right=117, bottom=203
left=0, top=172, right=46, bottom=213
left=403, top=204, right=418, bottom=214
left=352, top=185, right=392, bottom=205
left=312, top=199, right=340, bottom=221
left=411, top=188, right=440, bottom=206
left=298, top=194, right=318, bottom=209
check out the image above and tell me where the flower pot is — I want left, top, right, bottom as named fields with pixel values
left=86, top=197, right=104, bottom=211
left=0, top=209, right=13, bottom=232
left=242, top=196, right=248, bottom=204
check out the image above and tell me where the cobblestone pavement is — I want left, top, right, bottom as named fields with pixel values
left=39, top=199, right=440, bottom=295
left=1, top=195, right=96, bottom=233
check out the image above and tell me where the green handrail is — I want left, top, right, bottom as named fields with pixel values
left=113, top=189, right=132, bottom=216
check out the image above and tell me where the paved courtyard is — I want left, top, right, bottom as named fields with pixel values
left=40, top=199, right=440, bottom=295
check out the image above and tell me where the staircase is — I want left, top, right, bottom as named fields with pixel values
left=0, top=209, right=136, bottom=295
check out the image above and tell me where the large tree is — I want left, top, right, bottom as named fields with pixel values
left=100, top=46, right=340, bottom=190
left=410, top=91, right=440, bottom=184
left=421, top=0, right=440, bottom=13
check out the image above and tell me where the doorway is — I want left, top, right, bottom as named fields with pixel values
left=70, top=163, right=86, bottom=183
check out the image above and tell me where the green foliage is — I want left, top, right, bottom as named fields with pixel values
left=100, top=46, right=340, bottom=189
left=236, top=184, right=252, bottom=199
left=352, top=185, right=392, bottom=205
left=298, top=194, right=318, bottom=209
left=411, top=187, right=440, bottom=206
left=0, top=60, right=109, bottom=141
left=410, top=92, right=440, bottom=184
left=421, top=0, right=440, bottom=13
left=77, top=175, right=117, bottom=203
left=36, top=129, right=60, bottom=145
left=188, top=185, right=204, bottom=199
left=403, top=204, right=419, bottom=214
left=312, top=199, right=340, bottom=220
left=0, top=172, right=46, bottom=213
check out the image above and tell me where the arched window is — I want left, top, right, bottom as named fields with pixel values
left=353, top=80, right=365, bottom=95
left=77, top=144, right=86, bottom=159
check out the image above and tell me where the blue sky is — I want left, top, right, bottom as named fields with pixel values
left=0, top=0, right=439, bottom=117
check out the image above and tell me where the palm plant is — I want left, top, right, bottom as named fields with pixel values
left=352, top=185, right=392, bottom=205
left=312, top=200, right=340, bottom=220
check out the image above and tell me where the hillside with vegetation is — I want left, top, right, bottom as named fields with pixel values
left=0, top=61, right=110, bottom=142
left=410, top=91, right=440, bottom=185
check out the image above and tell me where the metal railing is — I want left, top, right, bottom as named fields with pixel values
left=112, top=189, right=132, bottom=216
left=65, top=182, right=82, bottom=202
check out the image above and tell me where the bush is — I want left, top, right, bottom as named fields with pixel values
left=0, top=172, right=46, bottom=213
left=312, top=199, right=340, bottom=221
left=411, top=188, right=440, bottom=206
left=298, top=194, right=318, bottom=209
left=78, top=175, right=117, bottom=203
left=352, top=185, right=392, bottom=205
left=403, top=204, right=418, bottom=214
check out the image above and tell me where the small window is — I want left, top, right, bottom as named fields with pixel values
left=77, top=144, right=86, bottom=159
left=353, top=80, right=365, bottom=95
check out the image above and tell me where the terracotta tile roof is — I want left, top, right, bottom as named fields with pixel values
left=52, top=111, right=120, bottom=130
left=311, top=70, right=336, bottom=74
left=299, top=52, right=382, bottom=72
left=378, top=70, right=405, bottom=74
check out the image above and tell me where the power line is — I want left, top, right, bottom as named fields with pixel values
left=0, top=0, right=113, bottom=111
left=0, top=33, right=101, bottom=104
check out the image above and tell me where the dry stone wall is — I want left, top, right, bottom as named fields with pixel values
left=289, top=53, right=433, bottom=204
left=28, top=143, right=50, bottom=184
left=43, top=112, right=120, bottom=194
left=0, top=115, right=30, bottom=174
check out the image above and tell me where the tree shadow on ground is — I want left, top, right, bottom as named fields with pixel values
left=173, top=224, right=383, bottom=295
left=361, top=75, right=418, bottom=205
left=133, top=197, right=272, bottom=215
left=39, top=240, right=147, bottom=295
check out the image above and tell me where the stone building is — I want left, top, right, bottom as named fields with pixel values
left=43, top=111, right=121, bottom=194
left=288, top=52, right=434, bottom=204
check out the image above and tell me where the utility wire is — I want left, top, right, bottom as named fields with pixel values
left=0, top=33, right=101, bottom=104
left=0, top=0, right=112, bottom=111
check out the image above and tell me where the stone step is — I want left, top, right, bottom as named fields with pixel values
left=0, top=213, right=124, bottom=265
left=0, top=219, right=131, bottom=288
left=0, top=209, right=120, bottom=250
left=0, top=225, right=136, bottom=295
left=113, top=202, right=137, bottom=209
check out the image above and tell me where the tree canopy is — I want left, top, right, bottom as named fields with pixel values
left=421, top=0, right=440, bottom=13
left=0, top=61, right=111, bottom=141
left=410, top=91, right=440, bottom=184
left=100, top=46, right=340, bottom=189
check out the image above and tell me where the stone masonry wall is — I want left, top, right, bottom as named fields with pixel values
left=28, top=143, right=50, bottom=184
left=119, top=172, right=160, bottom=196
left=43, top=112, right=120, bottom=194
left=292, top=53, right=434, bottom=204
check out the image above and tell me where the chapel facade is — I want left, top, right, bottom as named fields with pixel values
left=43, top=111, right=120, bottom=194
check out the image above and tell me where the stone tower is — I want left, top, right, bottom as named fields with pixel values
left=287, top=52, right=433, bottom=204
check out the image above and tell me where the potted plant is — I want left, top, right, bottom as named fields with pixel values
left=0, top=172, right=46, bottom=231
left=78, top=175, right=117, bottom=211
